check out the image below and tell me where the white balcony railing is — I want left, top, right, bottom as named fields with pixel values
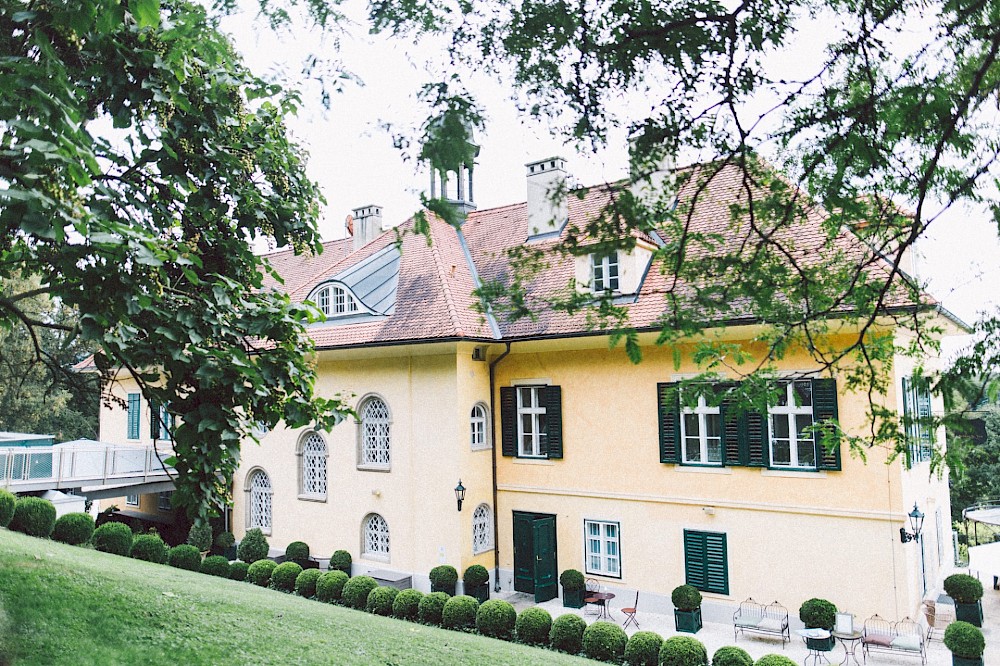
left=0, top=443, right=175, bottom=491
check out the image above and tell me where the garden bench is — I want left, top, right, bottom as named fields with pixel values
left=733, top=598, right=790, bottom=647
left=861, top=615, right=926, bottom=665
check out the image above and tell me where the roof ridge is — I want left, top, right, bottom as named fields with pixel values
left=426, top=217, right=467, bottom=337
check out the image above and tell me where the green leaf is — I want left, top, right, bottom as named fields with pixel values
left=128, top=0, right=160, bottom=29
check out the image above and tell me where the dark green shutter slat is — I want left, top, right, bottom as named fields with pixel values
left=500, top=387, right=517, bottom=457
left=745, top=409, right=767, bottom=467
left=657, top=382, right=681, bottom=464
left=916, top=381, right=933, bottom=459
left=718, top=383, right=740, bottom=466
left=902, top=376, right=915, bottom=462
left=704, top=532, right=729, bottom=594
left=150, top=400, right=160, bottom=439
left=127, top=393, right=140, bottom=440
left=543, top=385, right=563, bottom=459
left=812, top=378, right=841, bottom=471
left=683, top=530, right=706, bottom=589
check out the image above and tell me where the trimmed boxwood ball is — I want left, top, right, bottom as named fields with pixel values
left=550, top=613, right=587, bottom=654
left=130, top=533, right=168, bottom=564
left=582, top=621, right=628, bottom=663
left=236, top=528, right=269, bottom=564
left=316, top=570, right=349, bottom=603
left=186, top=522, right=212, bottom=552
left=799, top=598, right=837, bottom=630
left=285, top=540, right=310, bottom=562
left=429, top=564, right=458, bottom=593
left=393, top=588, right=424, bottom=621
left=671, top=584, right=703, bottom=611
left=625, top=631, right=664, bottom=666
left=330, top=549, right=352, bottom=574
left=713, top=646, right=754, bottom=666
left=0, top=489, right=16, bottom=527
left=229, top=561, right=250, bottom=582
left=366, top=585, right=400, bottom=616
left=247, top=559, right=277, bottom=587
left=559, top=569, right=585, bottom=591
left=9, top=496, right=57, bottom=537
left=755, top=655, right=798, bottom=666
left=943, top=621, right=986, bottom=658
left=944, top=574, right=984, bottom=604
left=270, top=561, right=303, bottom=592
left=52, top=512, right=95, bottom=545
left=516, top=607, right=552, bottom=646
left=441, top=595, right=480, bottom=631
left=342, top=575, right=378, bottom=610
left=418, top=591, right=450, bottom=625
left=295, top=568, right=322, bottom=598
left=659, top=635, right=708, bottom=666
left=167, top=544, right=202, bottom=571
left=214, top=531, right=235, bottom=553
left=201, top=555, right=232, bottom=578
left=91, top=521, right=133, bottom=556
left=463, top=564, right=490, bottom=588
left=476, top=599, right=517, bottom=639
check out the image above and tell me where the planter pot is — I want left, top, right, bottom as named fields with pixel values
left=806, top=636, right=836, bottom=652
left=431, top=582, right=456, bottom=596
left=223, top=545, right=238, bottom=560
left=674, top=607, right=703, bottom=634
left=563, top=588, right=585, bottom=608
left=297, top=558, right=320, bottom=570
left=467, top=583, right=489, bottom=604
left=953, top=656, right=984, bottom=666
left=955, top=601, right=983, bottom=627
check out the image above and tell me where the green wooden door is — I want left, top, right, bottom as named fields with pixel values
left=533, top=515, right=557, bottom=603
left=513, top=511, right=535, bottom=594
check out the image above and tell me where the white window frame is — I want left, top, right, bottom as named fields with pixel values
left=472, top=503, right=493, bottom=555
left=156, top=404, right=172, bottom=441
left=470, top=402, right=491, bottom=450
left=358, top=396, right=391, bottom=470
left=298, top=431, right=328, bottom=500
left=584, top=519, right=621, bottom=578
left=313, top=283, right=361, bottom=318
left=157, top=491, right=172, bottom=511
left=362, top=513, right=390, bottom=562
left=591, top=252, right=620, bottom=293
left=768, top=380, right=816, bottom=469
left=680, top=392, right=723, bottom=465
left=246, top=468, right=273, bottom=535
left=516, top=386, right=547, bottom=458
left=125, top=494, right=139, bottom=507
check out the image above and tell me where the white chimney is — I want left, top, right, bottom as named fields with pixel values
left=526, top=157, right=568, bottom=238
left=352, top=205, right=383, bottom=252
left=628, top=138, right=674, bottom=209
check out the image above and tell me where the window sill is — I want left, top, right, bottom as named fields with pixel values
left=513, top=457, right=555, bottom=466
left=361, top=554, right=390, bottom=564
left=760, top=469, right=827, bottom=478
left=357, top=464, right=392, bottom=473
left=298, top=494, right=327, bottom=503
left=676, top=465, right=732, bottom=475
left=471, top=444, right=493, bottom=452
left=584, top=571, right=623, bottom=581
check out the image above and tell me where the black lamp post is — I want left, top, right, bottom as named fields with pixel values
left=899, top=503, right=925, bottom=543
left=455, top=480, right=466, bottom=512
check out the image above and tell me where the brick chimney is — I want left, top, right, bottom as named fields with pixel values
left=526, top=157, right=568, bottom=238
left=352, top=205, right=383, bottom=252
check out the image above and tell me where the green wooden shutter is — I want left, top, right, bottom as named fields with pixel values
left=718, top=383, right=741, bottom=466
left=127, top=393, right=140, bottom=440
left=657, top=382, right=680, bottom=464
left=683, top=530, right=707, bottom=590
left=744, top=409, right=768, bottom=467
left=543, top=385, right=563, bottom=459
left=684, top=530, right=729, bottom=595
left=812, top=378, right=841, bottom=471
left=500, top=387, right=517, bottom=457
left=150, top=400, right=160, bottom=439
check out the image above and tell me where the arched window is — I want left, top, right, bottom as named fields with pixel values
left=299, top=431, right=328, bottom=499
left=359, top=396, right=391, bottom=468
left=362, top=513, right=390, bottom=561
left=470, top=402, right=490, bottom=450
left=246, top=469, right=272, bottom=533
left=472, top=503, right=493, bottom=555
left=314, top=283, right=360, bottom=317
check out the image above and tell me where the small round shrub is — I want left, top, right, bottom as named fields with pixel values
left=237, top=528, right=269, bottom=564
left=186, top=522, right=212, bottom=552
left=418, top=591, right=450, bottom=625
left=393, top=588, right=424, bottom=621
left=559, top=568, right=585, bottom=591
left=330, top=549, right=352, bottom=574
left=9, top=496, right=56, bottom=537
left=659, top=635, right=708, bottom=666
left=130, top=533, right=168, bottom=564
left=943, top=621, right=985, bottom=658
left=295, top=568, right=322, bottom=598
left=366, top=585, right=400, bottom=616
left=550, top=613, right=587, bottom=654
left=798, top=598, right=837, bottom=630
left=52, top=512, right=95, bottom=545
left=583, top=621, right=628, bottom=663
left=430, top=564, right=458, bottom=593
left=944, top=574, right=984, bottom=604
left=755, top=655, right=798, bottom=666
left=247, top=559, right=277, bottom=587
left=342, top=575, right=378, bottom=610
left=671, top=584, right=703, bottom=611
left=0, top=489, right=16, bottom=527
left=229, top=561, right=250, bottom=582
left=214, top=531, right=235, bottom=553
left=270, top=561, right=303, bottom=592
left=625, top=631, right=664, bottom=666
left=516, top=607, right=552, bottom=646
left=441, top=595, right=479, bottom=631
left=316, top=570, right=349, bottom=603
left=476, top=599, right=516, bottom=639
left=91, top=521, right=133, bottom=556
left=167, top=544, right=202, bottom=571
left=713, top=646, right=754, bottom=666
left=285, top=541, right=310, bottom=562
left=201, top=555, right=232, bottom=578
left=463, top=564, right=489, bottom=588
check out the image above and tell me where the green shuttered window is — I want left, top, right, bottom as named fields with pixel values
left=684, top=529, right=729, bottom=595
left=901, top=376, right=933, bottom=464
left=127, top=393, right=140, bottom=440
left=500, top=385, right=563, bottom=459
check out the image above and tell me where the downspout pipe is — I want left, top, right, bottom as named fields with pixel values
left=489, top=342, right=512, bottom=592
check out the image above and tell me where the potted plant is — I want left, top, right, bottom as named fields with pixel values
left=560, top=569, right=586, bottom=608
left=214, top=531, right=236, bottom=559
left=429, top=565, right=458, bottom=596
left=672, top=584, right=703, bottom=634
left=463, top=564, right=490, bottom=603
left=186, top=522, right=213, bottom=556
left=799, top=598, right=837, bottom=651
left=944, top=574, right=984, bottom=627
left=944, top=621, right=985, bottom=666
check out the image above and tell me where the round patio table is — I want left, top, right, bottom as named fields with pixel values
left=584, top=592, right=616, bottom=621
left=833, top=630, right=863, bottom=666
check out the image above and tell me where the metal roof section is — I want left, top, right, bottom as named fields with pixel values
left=307, top=243, right=401, bottom=326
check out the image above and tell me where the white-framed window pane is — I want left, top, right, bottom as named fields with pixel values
left=584, top=519, right=622, bottom=578
left=363, top=513, right=390, bottom=560
left=681, top=393, right=722, bottom=466
left=471, top=404, right=489, bottom=450
left=248, top=470, right=272, bottom=531
left=517, top=387, right=546, bottom=457
left=472, top=504, right=493, bottom=554
left=157, top=491, right=172, bottom=511
left=302, top=432, right=327, bottom=496
left=318, top=288, right=330, bottom=315
left=768, top=381, right=815, bottom=469
left=126, top=495, right=139, bottom=506
left=361, top=398, right=391, bottom=467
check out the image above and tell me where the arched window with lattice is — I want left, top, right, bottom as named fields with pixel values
left=470, top=402, right=491, bottom=450
left=298, top=431, right=328, bottom=499
left=358, top=396, right=391, bottom=469
left=472, top=503, right=493, bottom=555
left=362, top=513, right=390, bottom=561
left=246, top=469, right=272, bottom=534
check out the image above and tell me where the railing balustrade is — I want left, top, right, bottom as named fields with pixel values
left=0, top=443, right=174, bottom=490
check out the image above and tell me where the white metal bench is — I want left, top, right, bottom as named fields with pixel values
left=733, top=598, right=790, bottom=647
left=862, top=615, right=926, bottom=665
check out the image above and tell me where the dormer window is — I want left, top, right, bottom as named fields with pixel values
left=591, top=252, right=619, bottom=293
left=314, top=283, right=360, bottom=317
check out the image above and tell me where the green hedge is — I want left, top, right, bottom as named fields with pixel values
left=550, top=613, right=587, bottom=654
left=51, top=512, right=95, bottom=545
left=130, top=533, right=168, bottom=564
left=624, top=631, right=663, bottom=666
left=342, top=575, right=378, bottom=610
left=167, top=544, right=202, bottom=571
left=295, top=568, right=322, bottom=598
left=799, top=598, right=837, bottom=630
left=270, top=562, right=303, bottom=592
left=476, top=599, right=516, bottom=640
left=659, top=635, right=708, bottom=666
left=247, top=559, right=277, bottom=587
left=713, top=646, right=754, bottom=666
left=9, top=496, right=56, bottom=537
left=316, top=570, right=349, bottom=603
left=237, top=528, right=269, bottom=564
left=229, top=561, right=250, bottom=582
left=516, top=607, right=552, bottom=646
left=91, top=522, right=133, bottom=556
left=755, top=655, right=798, bottom=666
left=671, top=585, right=703, bottom=611
left=186, top=522, right=212, bottom=552
left=441, top=595, right=479, bottom=631
left=944, top=574, right=984, bottom=604
left=582, top=621, right=628, bottom=663
left=330, top=549, right=352, bottom=574
left=392, top=589, right=424, bottom=621
left=0, top=489, right=15, bottom=527
left=201, top=555, right=231, bottom=578
left=366, top=586, right=400, bottom=616
left=285, top=541, right=309, bottom=562
left=418, top=591, right=450, bottom=625
left=944, top=621, right=985, bottom=658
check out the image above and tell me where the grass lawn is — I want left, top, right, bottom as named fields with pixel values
left=0, top=529, right=594, bottom=665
